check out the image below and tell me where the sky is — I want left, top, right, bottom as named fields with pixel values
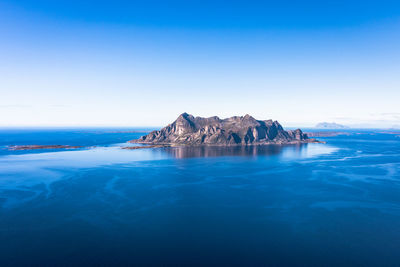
left=0, top=0, right=399, bottom=128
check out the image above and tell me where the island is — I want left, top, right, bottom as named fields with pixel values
left=315, top=122, right=349, bottom=129
left=128, top=113, right=320, bottom=147
left=306, top=131, right=351, bottom=137
left=8, top=145, right=83, bottom=151
left=122, top=144, right=170, bottom=150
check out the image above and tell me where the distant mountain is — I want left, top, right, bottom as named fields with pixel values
left=130, top=113, right=319, bottom=146
left=315, top=122, right=349, bottom=129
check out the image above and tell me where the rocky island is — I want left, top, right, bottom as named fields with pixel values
left=8, top=145, right=83, bottom=151
left=315, top=122, right=349, bottom=129
left=129, top=113, right=319, bottom=147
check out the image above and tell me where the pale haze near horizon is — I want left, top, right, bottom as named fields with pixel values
left=1, top=1, right=399, bottom=128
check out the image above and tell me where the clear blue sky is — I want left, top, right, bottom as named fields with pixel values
left=1, top=0, right=399, bottom=127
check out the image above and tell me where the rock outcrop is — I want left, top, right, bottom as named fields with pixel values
left=130, top=113, right=318, bottom=146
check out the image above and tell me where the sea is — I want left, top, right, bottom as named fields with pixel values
left=0, top=128, right=400, bottom=266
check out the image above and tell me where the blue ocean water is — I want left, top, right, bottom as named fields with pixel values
left=0, top=129, right=400, bottom=266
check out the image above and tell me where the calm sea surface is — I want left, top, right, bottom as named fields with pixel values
left=0, top=129, right=400, bottom=266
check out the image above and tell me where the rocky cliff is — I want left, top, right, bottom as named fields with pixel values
left=130, top=113, right=317, bottom=146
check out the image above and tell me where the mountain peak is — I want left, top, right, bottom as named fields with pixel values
left=176, top=112, right=192, bottom=121
left=179, top=112, right=189, bottom=118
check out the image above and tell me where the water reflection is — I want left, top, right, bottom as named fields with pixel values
left=160, top=143, right=337, bottom=159
left=162, top=144, right=302, bottom=159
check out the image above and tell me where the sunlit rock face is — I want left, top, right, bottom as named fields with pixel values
left=131, top=113, right=314, bottom=146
